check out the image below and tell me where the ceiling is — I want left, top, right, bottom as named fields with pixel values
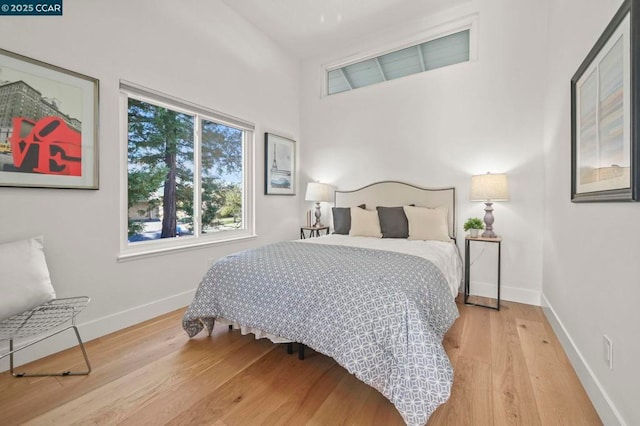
left=221, top=0, right=471, bottom=59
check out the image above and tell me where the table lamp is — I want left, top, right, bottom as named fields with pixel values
left=470, top=172, right=509, bottom=238
left=305, top=182, right=333, bottom=227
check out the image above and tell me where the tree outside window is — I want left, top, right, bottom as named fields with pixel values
left=126, top=97, right=246, bottom=244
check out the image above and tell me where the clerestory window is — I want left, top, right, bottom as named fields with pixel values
left=327, top=28, right=471, bottom=95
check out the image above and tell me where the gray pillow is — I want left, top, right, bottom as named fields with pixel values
left=332, top=204, right=365, bottom=234
left=377, top=206, right=412, bottom=238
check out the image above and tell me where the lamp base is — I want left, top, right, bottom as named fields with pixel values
left=482, top=201, right=497, bottom=238
left=481, top=230, right=497, bottom=238
left=313, top=202, right=324, bottom=227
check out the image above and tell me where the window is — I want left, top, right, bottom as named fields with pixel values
left=327, top=28, right=472, bottom=95
left=120, top=82, right=254, bottom=258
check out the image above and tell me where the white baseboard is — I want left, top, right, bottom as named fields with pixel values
left=541, top=294, right=625, bottom=426
left=0, top=289, right=196, bottom=373
left=468, top=280, right=541, bottom=306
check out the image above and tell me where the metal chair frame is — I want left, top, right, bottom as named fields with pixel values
left=0, top=297, right=91, bottom=377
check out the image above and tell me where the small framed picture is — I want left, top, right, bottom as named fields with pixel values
left=264, top=132, right=295, bottom=195
left=0, top=48, right=99, bottom=189
left=570, top=0, right=639, bottom=202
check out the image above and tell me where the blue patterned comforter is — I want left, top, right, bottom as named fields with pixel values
left=183, top=241, right=459, bottom=425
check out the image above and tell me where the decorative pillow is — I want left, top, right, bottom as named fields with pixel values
left=403, top=205, right=450, bottom=242
left=376, top=205, right=415, bottom=238
left=0, top=236, right=56, bottom=321
left=349, top=207, right=382, bottom=238
left=332, top=204, right=365, bottom=235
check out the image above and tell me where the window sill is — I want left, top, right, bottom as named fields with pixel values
left=117, top=233, right=258, bottom=262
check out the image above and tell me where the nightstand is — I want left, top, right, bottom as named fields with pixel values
left=464, top=236, right=502, bottom=310
left=300, top=225, right=330, bottom=239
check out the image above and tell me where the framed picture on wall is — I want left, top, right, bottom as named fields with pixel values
left=0, top=48, right=99, bottom=189
left=570, top=0, right=639, bottom=202
left=264, top=132, right=295, bottom=195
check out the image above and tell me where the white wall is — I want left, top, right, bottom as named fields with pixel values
left=0, top=0, right=301, bottom=368
left=299, top=0, right=547, bottom=305
left=543, top=0, right=639, bottom=424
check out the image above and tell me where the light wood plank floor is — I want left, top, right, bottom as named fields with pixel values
left=0, top=299, right=602, bottom=425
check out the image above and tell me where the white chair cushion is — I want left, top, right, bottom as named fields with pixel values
left=0, top=236, right=56, bottom=322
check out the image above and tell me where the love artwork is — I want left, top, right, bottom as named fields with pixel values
left=8, top=116, right=81, bottom=176
left=0, top=48, right=98, bottom=189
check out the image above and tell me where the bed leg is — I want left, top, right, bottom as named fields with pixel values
left=287, top=343, right=293, bottom=354
left=228, top=324, right=233, bottom=331
left=298, top=343, right=305, bottom=360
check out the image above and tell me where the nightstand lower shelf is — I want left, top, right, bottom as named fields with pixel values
left=464, top=236, right=501, bottom=310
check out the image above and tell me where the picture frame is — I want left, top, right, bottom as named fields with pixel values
left=571, top=0, right=639, bottom=202
left=0, top=48, right=99, bottom=189
left=264, top=132, right=295, bottom=195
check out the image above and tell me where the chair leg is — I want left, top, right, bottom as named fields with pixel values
left=6, top=325, right=92, bottom=377
left=9, top=339, right=14, bottom=374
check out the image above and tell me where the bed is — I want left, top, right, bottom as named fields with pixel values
left=182, top=181, right=462, bottom=426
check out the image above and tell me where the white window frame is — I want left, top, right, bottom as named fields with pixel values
left=322, top=14, right=479, bottom=97
left=118, top=81, right=255, bottom=261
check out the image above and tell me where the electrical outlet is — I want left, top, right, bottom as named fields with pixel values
left=603, top=335, right=613, bottom=370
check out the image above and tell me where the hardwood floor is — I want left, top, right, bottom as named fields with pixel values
left=0, top=299, right=602, bottom=425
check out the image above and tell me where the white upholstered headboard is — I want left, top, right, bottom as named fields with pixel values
left=334, top=181, right=456, bottom=238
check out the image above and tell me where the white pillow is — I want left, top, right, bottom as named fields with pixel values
left=0, top=236, right=56, bottom=321
left=349, top=207, right=382, bottom=238
left=403, top=205, right=451, bottom=242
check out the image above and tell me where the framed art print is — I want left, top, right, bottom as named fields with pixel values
left=571, top=0, right=639, bottom=202
left=0, top=48, right=99, bottom=189
left=264, top=132, right=295, bottom=195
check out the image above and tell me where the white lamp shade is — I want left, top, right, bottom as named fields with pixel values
left=470, top=173, right=509, bottom=201
left=305, top=182, right=333, bottom=202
